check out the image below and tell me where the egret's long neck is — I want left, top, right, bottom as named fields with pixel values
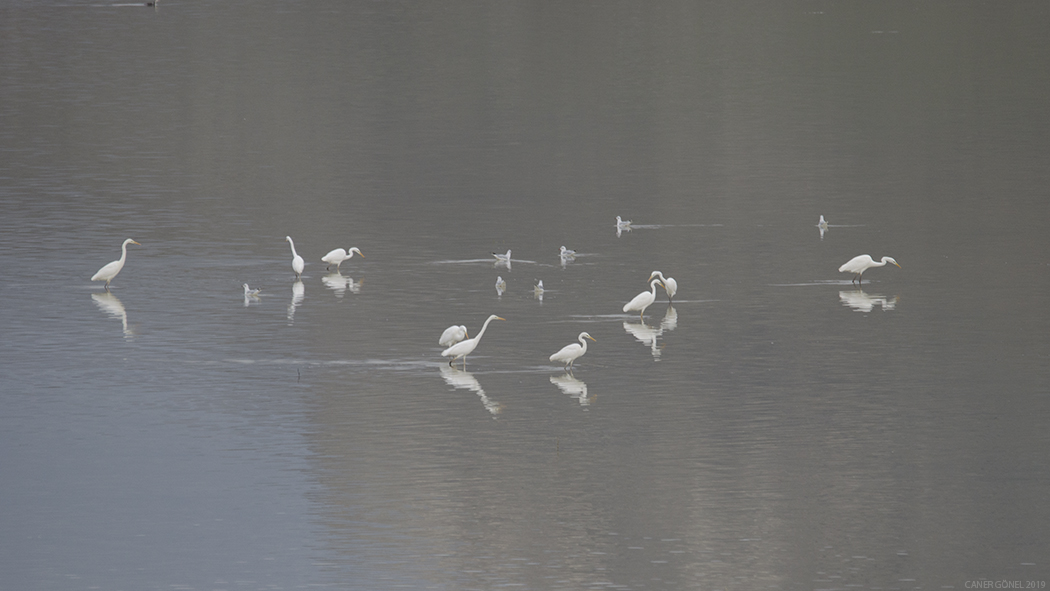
left=650, top=280, right=661, bottom=295
left=578, top=335, right=589, bottom=353
left=119, top=240, right=129, bottom=263
left=288, top=239, right=298, bottom=257
left=474, top=317, right=496, bottom=341
left=874, top=258, right=888, bottom=267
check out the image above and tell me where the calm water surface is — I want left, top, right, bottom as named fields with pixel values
left=1, top=2, right=1048, bottom=590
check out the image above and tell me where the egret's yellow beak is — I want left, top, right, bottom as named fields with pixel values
left=131, top=240, right=141, bottom=245
left=587, top=335, right=597, bottom=342
left=893, top=262, right=901, bottom=268
left=496, top=316, right=506, bottom=321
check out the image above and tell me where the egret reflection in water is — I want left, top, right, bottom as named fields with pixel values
left=322, top=272, right=361, bottom=297
left=623, top=304, right=677, bottom=359
left=91, top=291, right=133, bottom=338
left=287, top=280, right=305, bottom=323
left=839, top=290, right=899, bottom=312
left=550, top=373, right=591, bottom=406
left=439, top=365, right=501, bottom=417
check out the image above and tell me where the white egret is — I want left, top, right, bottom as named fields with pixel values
left=91, top=238, right=140, bottom=289
left=559, top=246, right=576, bottom=258
left=441, top=314, right=505, bottom=366
left=321, top=247, right=363, bottom=271
left=648, top=271, right=677, bottom=302
left=439, top=325, right=469, bottom=347
left=495, top=276, right=506, bottom=295
left=286, top=236, right=304, bottom=278
left=243, top=283, right=261, bottom=297
left=623, top=278, right=663, bottom=320
left=838, top=255, right=900, bottom=284
left=549, top=332, right=596, bottom=369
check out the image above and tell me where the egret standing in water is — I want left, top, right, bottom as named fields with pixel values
left=623, top=278, right=663, bottom=321
left=439, top=325, right=469, bottom=347
left=648, top=271, right=677, bottom=302
left=549, top=332, right=596, bottom=370
left=321, top=247, right=363, bottom=271
left=285, top=236, right=304, bottom=279
left=91, top=238, right=140, bottom=289
left=441, top=315, right=505, bottom=366
left=838, top=254, right=900, bottom=284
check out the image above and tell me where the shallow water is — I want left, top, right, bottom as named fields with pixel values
left=2, top=2, right=1049, bottom=589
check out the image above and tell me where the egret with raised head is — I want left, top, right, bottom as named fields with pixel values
left=286, top=236, right=304, bottom=278
left=441, top=315, right=505, bottom=366
left=91, top=238, right=140, bottom=289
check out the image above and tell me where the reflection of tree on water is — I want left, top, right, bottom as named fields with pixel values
left=839, top=290, right=898, bottom=313
left=287, top=280, right=304, bottom=323
left=322, top=272, right=361, bottom=298
left=623, top=304, right=677, bottom=359
left=440, top=365, right=502, bottom=417
left=92, top=292, right=133, bottom=339
left=550, top=373, right=592, bottom=406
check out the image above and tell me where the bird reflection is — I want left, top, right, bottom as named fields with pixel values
left=623, top=305, right=677, bottom=359
left=550, top=373, right=592, bottom=406
left=287, top=280, right=304, bottom=323
left=92, top=292, right=133, bottom=339
left=322, top=272, right=361, bottom=298
left=839, top=290, right=898, bottom=312
left=440, top=365, right=502, bottom=417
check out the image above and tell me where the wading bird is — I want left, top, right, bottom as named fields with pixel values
left=441, top=315, right=505, bottom=367
left=321, top=247, right=363, bottom=271
left=439, top=325, right=469, bottom=347
left=286, top=236, right=304, bottom=278
left=623, top=278, right=663, bottom=321
left=549, top=332, right=596, bottom=370
left=838, top=255, right=900, bottom=284
left=91, top=238, right=140, bottom=289
left=648, top=271, right=677, bottom=302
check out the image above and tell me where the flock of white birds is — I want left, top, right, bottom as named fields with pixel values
left=90, top=215, right=900, bottom=370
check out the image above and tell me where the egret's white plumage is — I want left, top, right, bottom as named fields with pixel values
left=441, top=315, right=505, bottom=366
left=321, top=247, right=363, bottom=271
left=623, top=278, right=663, bottom=320
left=286, top=236, right=304, bottom=278
left=838, top=255, right=900, bottom=284
left=549, top=332, right=596, bottom=369
left=91, top=238, right=140, bottom=288
left=648, top=271, right=677, bottom=302
left=439, top=325, right=469, bottom=347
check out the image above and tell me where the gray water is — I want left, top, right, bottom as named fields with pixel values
left=2, top=2, right=1048, bottom=590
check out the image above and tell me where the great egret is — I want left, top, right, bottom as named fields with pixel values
left=559, top=246, right=576, bottom=258
left=439, top=325, right=469, bottom=347
left=243, top=283, right=261, bottom=297
left=495, top=276, right=506, bottom=295
left=91, top=238, right=140, bottom=289
left=321, top=247, right=363, bottom=271
left=838, top=255, right=900, bottom=284
left=441, top=314, right=505, bottom=366
left=549, top=332, right=596, bottom=369
left=286, top=236, right=304, bottom=278
left=623, top=278, right=663, bottom=320
left=648, top=271, right=677, bottom=302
